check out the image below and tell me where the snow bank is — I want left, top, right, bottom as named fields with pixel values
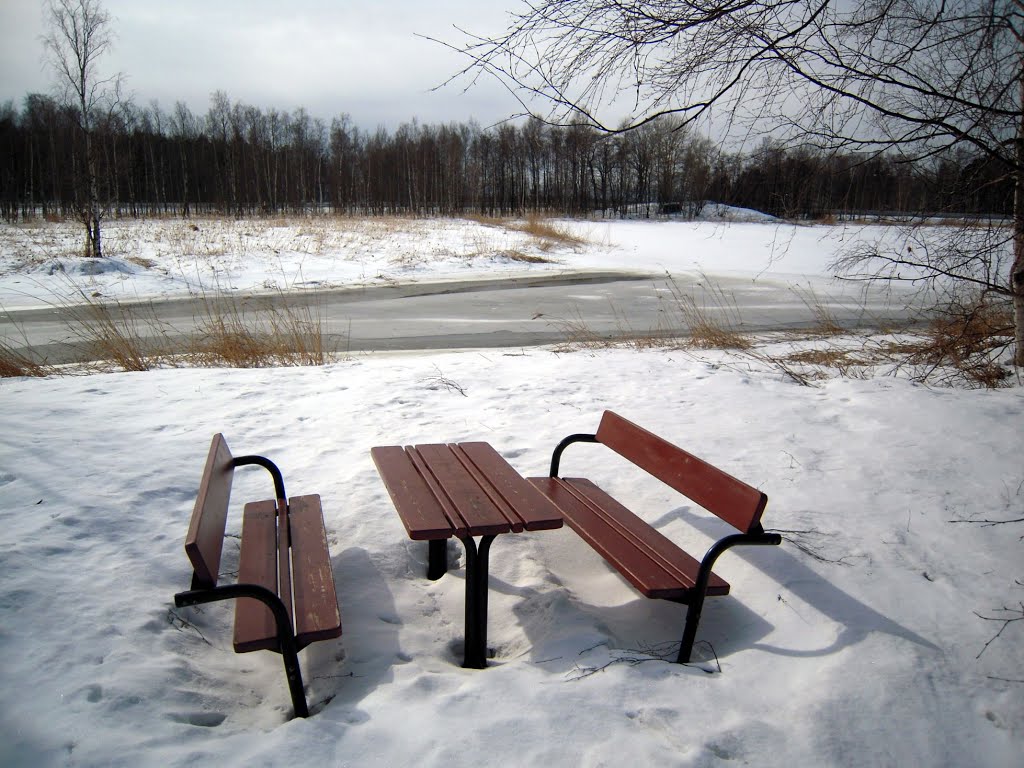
left=0, top=348, right=1021, bottom=766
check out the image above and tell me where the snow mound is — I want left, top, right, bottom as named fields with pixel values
left=695, top=202, right=780, bottom=222
left=31, top=257, right=137, bottom=277
left=613, top=201, right=780, bottom=222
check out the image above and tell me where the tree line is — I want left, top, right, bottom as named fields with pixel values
left=0, top=91, right=1012, bottom=223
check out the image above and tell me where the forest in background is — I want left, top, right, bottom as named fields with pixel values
left=0, top=90, right=1013, bottom=222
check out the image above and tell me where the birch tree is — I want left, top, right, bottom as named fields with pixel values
left=43, top=0, right=121, bottom=257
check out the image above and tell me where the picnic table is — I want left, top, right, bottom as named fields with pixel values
left=371, top=441, right=563, bottom=668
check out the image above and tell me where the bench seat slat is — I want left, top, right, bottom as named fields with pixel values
left=289, top=494, right=343, bottom=648
left=458, top=442, right=564, bottom=532
left=371, top=446, right=460, bottom=539
left=529, top=477, right=730, bottom=600
left=234, top=499, right=282, bottom=653
left=277, top=498, right=294, bottom=644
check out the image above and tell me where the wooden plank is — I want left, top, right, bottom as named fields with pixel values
left=371, top=446, right=457, bottom=539
left=565, top=478, right=730, bottom=596
left=450, top=443, right=523, bottom=531
left=529, top=477, right=730, bottom=600
left=413, top=444, right=511, bottom=536
left=277, top=496, right=293, bottom=638
left=234, top=499, right=281, bottom=653
left=184, top=433, right=235, bottom=587
left=403, top=447, right=469, bottom=538
left=289, top=495, right=343, bottom=648
left=528, top=477, right=689, bottom=599
left=596, top=411, right=768, bottom=533
left=458, top=442, right=563, bottom=531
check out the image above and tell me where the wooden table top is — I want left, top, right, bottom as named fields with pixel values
left=371, top=442, right=563, bottom=540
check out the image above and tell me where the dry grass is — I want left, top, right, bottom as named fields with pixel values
left=552, top=275, right=751, bottom=352
left=784, top=347, right=858, bottom=367
left=498, top=250, right=556, bottom=264
left=889, top=299, right=1014, bottom=387
left=0, top=312, right=53, bottom=377
left=551, top=307, right=617, bottom=350
left=463, top=213, right=506, bottom=228
left=59, top=290, right=172, bottom=372
left=126, top=255, right=157, bottom=269
left=775, top=343, right=880, bottom=381
left=511, top=215, right=588, bottom=251
left=463, top=213, right=588, bottom=253
left=4, top=287, right=336, bottom=375
left=190, top=293, right=333, bottom=368
left=191, top=300, right=277, bottom=368
left=761, top=307, right=1016, bottom=387
left=793, top=286, right=846, bottom=336
left=0, top=341, right=51, bottom=377
left=662, top=277, right=751, bottom=350
left=673, top=295, right=751, bottom=349
left=542, top=271, right=1015, bottom=389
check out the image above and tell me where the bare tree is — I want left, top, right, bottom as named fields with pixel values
left=43, top=0, right=120, bottom=258
left=445, top=1, right=1024, bottom=367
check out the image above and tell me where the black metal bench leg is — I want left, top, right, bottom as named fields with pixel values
left=427, top=538, right=449, bottom=580
left=677, top=532, right=783, bottom=663
left=677, top=592, right=707, bottom=664
left=459, top=534, right=496, bottom=669
left=174, top=584, right=309, bottom=718
left=280, top=632, right=309, bottom=718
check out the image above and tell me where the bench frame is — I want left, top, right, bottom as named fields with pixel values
left=534, top=411, right=781, bottom=664
left=173, top=434, right=341, bottom=718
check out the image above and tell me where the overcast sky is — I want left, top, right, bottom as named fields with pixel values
left=0, top=0, right=522, bottom=129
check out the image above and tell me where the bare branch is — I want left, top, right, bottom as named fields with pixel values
left=974, top=603, right=1024, bottom=659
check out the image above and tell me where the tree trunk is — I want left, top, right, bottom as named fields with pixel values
left=90, top=215, right=102, bottom=260
left=1015, top=68, right=1024, bottom=368
left=1014, top=220, right=1024, bottom=367
left=86, top=132, right=102, bottom=258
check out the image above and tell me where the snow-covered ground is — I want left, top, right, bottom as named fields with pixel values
left=1, top=214, right=1021, bottom=767
left=0, top=213, right=918, bottom=310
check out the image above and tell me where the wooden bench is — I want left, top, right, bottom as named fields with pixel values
left=528, top=411, right=781, bottom=664
left=173, top=434, right=342, bottom=718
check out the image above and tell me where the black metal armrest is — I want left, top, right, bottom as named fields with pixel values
left=549, top=433, right=599, bottom=476
left=232, top=454, right=287, bottom=502
left=695, top=531, right=782, bottom=590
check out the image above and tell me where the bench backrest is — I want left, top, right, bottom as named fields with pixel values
left=596, top=411, right=767, bottom=533
left=185, top=433, right=235, bottom=587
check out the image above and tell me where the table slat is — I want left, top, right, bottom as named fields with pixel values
left=450, top=443, right=524, bottom=531
left=371, top=446, right=458, bottom=539
left=458, top=442, right=563, bottom=531
left=413, top=444, right=512, bottom=536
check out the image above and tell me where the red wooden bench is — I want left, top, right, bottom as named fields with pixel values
left=173, top=434, right=342, bottom=718
left=529, top=411, right=781, bottom=663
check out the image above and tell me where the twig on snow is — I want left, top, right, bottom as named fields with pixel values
left=565, top=640, right=720, bottom=680
left=166, top=607, right=211, bottom=646
left=974, top=603, right=1024, bottom=659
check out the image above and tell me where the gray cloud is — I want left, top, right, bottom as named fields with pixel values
left=0, top=0, right=518, bottom=128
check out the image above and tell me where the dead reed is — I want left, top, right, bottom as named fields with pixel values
left=0, top=340, right=51, bottom=377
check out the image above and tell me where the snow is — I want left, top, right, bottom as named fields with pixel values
left=0, top=213, right=919, bottom=310
left=0, top=212, right=1021, bottom=767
